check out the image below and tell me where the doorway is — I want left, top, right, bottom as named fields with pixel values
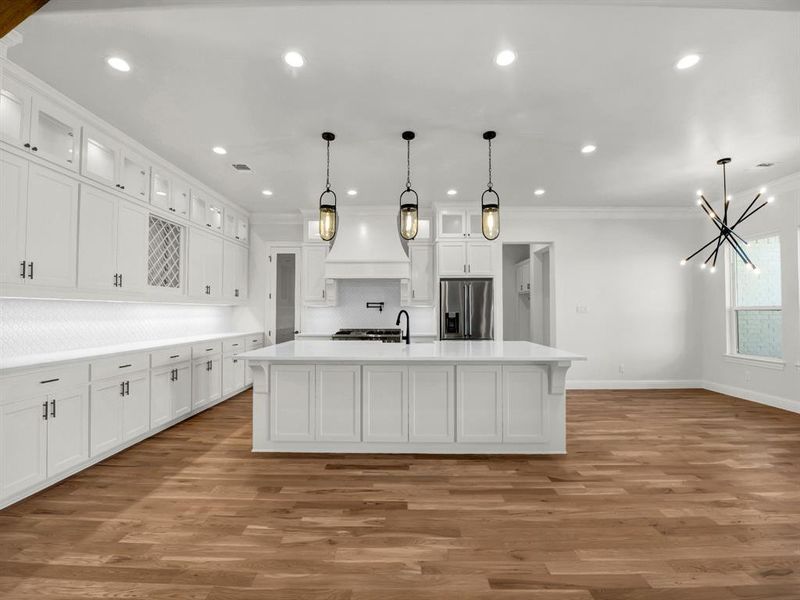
left=268, top=245, right=302, bottom=345
left=501, top=242, right=554, bottom=345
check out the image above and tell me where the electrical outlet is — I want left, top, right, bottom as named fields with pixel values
left=744, top=370, right=752, bottom=383
left=618, top=363, right=625, bottom=375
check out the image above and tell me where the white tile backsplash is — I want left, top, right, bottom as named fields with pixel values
left=303, top=280, right=435, bottom=334
left=0, top=299, right=234, bottom=359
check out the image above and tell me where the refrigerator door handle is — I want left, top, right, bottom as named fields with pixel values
left=464, top=283, right=470, bottom=338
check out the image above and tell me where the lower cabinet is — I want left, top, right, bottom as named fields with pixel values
left=362, top=365, right=408, bottom=442
left=408, top=365, right=454, bottom=442
left=503, top=365, right=547, bottom=443
left=316, top=365, right=361, bottom=442
left=270, top=365, right=315, bottom=441
left=192, top=356, right=221, bottom=409
left=0, top=386, right=88, bottom=499
left=222, top=354, right=246, bottom=397
left=90, top=371, right=149, bottom=457
left=456, top=365, right=503, bottom=442
left=150, top=362, right=191, bottom=428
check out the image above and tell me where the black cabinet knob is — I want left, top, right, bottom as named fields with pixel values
left=23, top=142, right=31, bottom=148
left=31, top=146, right=38, bottom=152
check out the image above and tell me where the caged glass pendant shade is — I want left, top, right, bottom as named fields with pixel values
left=480, top=131, right=500, bottom=240
left=318, top=132, right=337, bottom=241
left=398, top=131, right=419, bottom=240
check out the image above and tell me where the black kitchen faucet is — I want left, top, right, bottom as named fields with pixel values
left=395, top=310, right=410, bottom=345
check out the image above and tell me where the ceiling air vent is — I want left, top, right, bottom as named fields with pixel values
left=756, top=162, right=775, bottom=168
left=232, top=163, right=252, bottom=172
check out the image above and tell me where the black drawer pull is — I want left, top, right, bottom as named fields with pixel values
left=205, top=347, right=213, bottom=351
left=40, top=378, right=60, bottom=384
left=169, top=354, right=180, bottom=359
left=232, top=343, right=239, bottom=347
left=118, top=364, right=132, bottom=369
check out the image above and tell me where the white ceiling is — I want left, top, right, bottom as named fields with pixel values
left=10, top=1, right=800, bottom=214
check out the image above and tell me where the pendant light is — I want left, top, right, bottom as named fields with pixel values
left=398, top=131, right=419, bottom=240
left=318, top=132, right=337, bottom=241
left=481, top=131, right=500, bottom=240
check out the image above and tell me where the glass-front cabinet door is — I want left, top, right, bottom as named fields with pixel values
left=438, top=210, right=466, bottom=238
left=0, top=74, right=33, bottom=149
left=82, top=127, right=120, bottom=187
left=150, top=170, right=171, bottom=212
left=236, top=216, right=248, bottom=242
left=171, top=177, right=190, bottom=218
left=207, top=202, right=224, bottom=231
left=29, top=96, right=81, bottom=172
left=120, top=150, right=150, bottom=201
left=467, top=211, right=483, bottom=238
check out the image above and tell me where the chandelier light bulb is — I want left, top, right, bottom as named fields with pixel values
left=700, top=263, right=707, bottom=270
left=767, top=196, right=775, bottom=203
left=759, top=187, right=767, bottom=194
left=680, top=259, right=687, bottom=266
left=696, top=189, right=703, bottom=196
left=709, top=266, right=716, bottom=274
left=696, top=198, right=703, bottom=206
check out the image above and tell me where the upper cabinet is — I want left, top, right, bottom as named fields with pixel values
left=119, top=149, right=150, bottom=200
left=224, top=210, right=250, bottom=243
left=191, top=190, right=224, bottom=232
left=437, top=209, right=483, bottom=240
left=151, top=169, right=190, bottom=219
left=81, top=127, right=150, bottom=201
left=1, top=73, right=80, bottom=172
left=401, top=243, right=434, bottom=306
left=302, top=244, right=336, bottom=306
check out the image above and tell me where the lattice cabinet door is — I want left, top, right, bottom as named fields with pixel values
left=148, top=215, right=184, bottom=293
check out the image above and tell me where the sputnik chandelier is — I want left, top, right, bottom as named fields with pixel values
left=682, top=157, right=775, bottom=274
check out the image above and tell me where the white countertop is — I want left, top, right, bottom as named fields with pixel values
left=239, top=340, right=585, bottom=363
left=1, top=331, right=264, bottom=374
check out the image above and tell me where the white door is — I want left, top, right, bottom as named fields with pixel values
left=409, top=366, right=454, bottom=443
left=235, top=244, right=248, bottom=299
left=437, top=242, right=466, bottom=276
left=171, top=177, right=190, bottom=218
left=150, top=366, right=173, bottom=428
left=302, top=244, right=328, bottom=304
left=77, top=186, right=117, bottom=290
left=25, top=164, right=79, bottom=288
left=205, top=235, right=224, bottom=299
left=236, top=216, right=248, bottom=242
left=0, top=151, right=28, bottom=285
left=409, top=244, right=434, bottom=304
left=116, top=202, right=149, bottom=292
left=0, top=73, right=33, bottom=150
left=90, top=378, right=124, bottom=456
left=29, top=95, right=81, bottom=172
left=119, top=149, right=150, bottom=200
left=467, top=242, right=494, bottom=276
left=189, top=229, right=223, bottom=298
left=207, top=202, right=223, bottom=232
left=82, top=127, right=120, bottom=187
left=503, top=365, right=547, bottom=443
left=0, top=395, right=47, bottom=498
left=437, top=210, right=466, bottom=238
left=224, top=211, right=237, bottom=238
left=316, top=365, right=361, bottom=442
left=172, top=363, right=192, bottom=418
left=190, top=190, right=208, bottom=226
left=362, top=365, right=407, bottom=442
left=122, top=372, right=150, bottom=441
left=270, top=365, right=315, bottom=442
left=222, top=240, right=238, bottom=300
left=515, top=262, right=525, bottom=293
left=456, top=365, right=502, bottom=443
left=46, top=387, right=89, bottom=477
left=150, top=170, right=171, bottom=212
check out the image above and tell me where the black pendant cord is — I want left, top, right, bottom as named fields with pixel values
left=405, top=137, right=411, bottom=191
left=325, top=138, right=331, bottom=193
left=487, top=136, right=493, bottom=191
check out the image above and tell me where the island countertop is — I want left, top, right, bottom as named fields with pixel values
left=239, top=340, right=585, bottom=363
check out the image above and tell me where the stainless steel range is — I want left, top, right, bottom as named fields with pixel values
left=331, top=328, right=402, bottom=343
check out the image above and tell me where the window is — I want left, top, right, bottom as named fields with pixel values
left=730, top=235, right=782, bottom=359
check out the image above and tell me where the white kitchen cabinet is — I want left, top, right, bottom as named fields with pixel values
left=120, top=149, right=150, bottom=201
left=151, top=362, right=192, bottom=426
left=0, top=73, right=34, bottom=150
left=437, top=241, right=493, bottom=277
left=29, top=95, right=82, bottom=172
left=516, top=259, right=531, bottom=294
left=503, top=365, right=547, bottom=443
left=223, top=240, right=248, bottom=301
left=23, top=162, right=79, bottom=288
left=122, top=372, right=150, bottom=442
left=82, top=127, right=121, bottom=187
left=408, top=365, right=454, bottom=443
left=191, top=190, right=224, bottom=231
left=270, top=365, right=315, bottom=442
left=46, top=387, right=90, bottom=477
left=152, top=172, right=190, bottom=219
left=90, top=378, right=124, bottom=456
left=407, top=243, right=434, bottom=305
left=0, top=150, right=29, bottom=285
left=192, top=356, right=221, bottom=410
left=0, top=395, right=47, bottom=498
left=362, top=365, right=407, bottom=442
left=316, top=365, right=360, bottom=442
left=456, top=365, right=502, bottom=443
left=236, top=216, right=249, bottom=243
left=224, top=211, right=237, bottom=239
left=222, top=354, right=246, bottom=397
left=224, top=211, right=250, bottom=243
left=437, top=209, right=483, bottom=239
left=78, top=186, right=149, bottom=292
left=467, top=242, right=494, bottom=276
left=188, top=228, right=223, bottom=298
left=302, top=244, right=336, bottom=306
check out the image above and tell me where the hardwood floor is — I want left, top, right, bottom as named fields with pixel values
left=1, top=388, right=799, bottom=599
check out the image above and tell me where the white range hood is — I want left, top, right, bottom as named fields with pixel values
left=324, top=206, right=410, bottom=279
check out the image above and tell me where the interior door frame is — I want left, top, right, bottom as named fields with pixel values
left=266, top=243, right=302, bottom=345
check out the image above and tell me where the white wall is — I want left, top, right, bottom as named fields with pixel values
left=699, top=173, right=800, bottom=411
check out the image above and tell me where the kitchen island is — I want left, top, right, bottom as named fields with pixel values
left=240, top=340, right=585, bottom=454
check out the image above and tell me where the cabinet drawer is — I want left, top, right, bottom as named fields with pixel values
left=245, top=334, right=265, bottom=351
left=151, top=345, right=191, bottom=368
left=91, top=353, right=149, bottom=381
left=0, top=363, right=89, bottom=402
left=223, top=337, right=245, bottom=354
left=192, top=341, right=222, bottom=357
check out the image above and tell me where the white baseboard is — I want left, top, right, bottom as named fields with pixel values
left=567, top=379, right=703, bottom=390
left=702, top=380, right=800, bottom=415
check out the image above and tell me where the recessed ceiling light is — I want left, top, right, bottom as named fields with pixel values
left=106, top=56, right=130, bottom=72
left=261, top=189, right=273, bottom=196
left=675, top=54, right=700, bottom=70
left=347, top=189, right=357, bottom=196
left=283, top=51, right=305, bottom=68
left=495, top=49, right=516, bottom=66
left=534, top=188, right=546, bottom=196
left=447, top=189, right=458, bottom=196
left=212, top=146, right=227, bottom=155
left=581, top=144, right=597, bottom=154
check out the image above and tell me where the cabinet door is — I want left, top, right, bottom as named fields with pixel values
left=188, top=229, right=223, bottom=298
left=0, top=151, right=28, bottom=285
left=437, top=242, right=466, bottom=276
left=515, top=262, right=525, bottom=293
left=150, top=170, right=171, bottom=212
left=120, top=150, right=150, bottom=201
left=77, top=186, right=117, bottom=290
left=0, top=73, right=33, bottom=150
left=222, top=240, right=238, bottom=300
left=467, top=242, right=494, bottom=276
left=150, top=366, right=173, bottom=428
left=270, top=365, right=315, bottom=442
left=90, top=379, right=124, bottom=456
left=222, top=354, right=239, bottom=396
left=0, top=395, right=47, bottom=498
left=456, top=365, right=502, bottom=443
left=302, top=244, right=328, bottom=304
left=224, top=211, right=237, bottom=238
left=25, top=164, right=79, bottom=288
left=29, top=95, right=80, bottom=171
left=47, top=387, right=89, bottom=477
left=192, top=359, right=211, bottom=409
left=190, top=191, right=208, bottom=226
left=116, top=203, right=149, bottom=292
left=172, top=363, right=192, bottom=418
left=409, top=366, right=454, bottom=442
left=316, top=365, right=360, bottom=442
left=123, top=373, right=150, bottom=441
left=207, top=202, right=223, bottom=232
left=363, top=365, right=407, bottom=442
left=503, top=366, right=547, bottom=443
left=206, top=236, right=224, bottom=298
left=466, top=211, right=483, bottom=239
left=236, top=244, right=248, bottom=299
left=82, top=127, right=120, bottom=187
left=171, top=177, right=190, bottom=218
left=438, top=210, right=466, bottom=238
left=236, top=216, right=248, bottom=243
left=409, top=244, right=434, bottom=304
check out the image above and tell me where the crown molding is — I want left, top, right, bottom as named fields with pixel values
left=0, top=30, right=23, bottom=57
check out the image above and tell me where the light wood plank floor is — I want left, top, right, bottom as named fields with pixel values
left=1, top=388, right=799, bottom=599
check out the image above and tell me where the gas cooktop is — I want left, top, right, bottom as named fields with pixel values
left=331, top=328, right=402, bottom=343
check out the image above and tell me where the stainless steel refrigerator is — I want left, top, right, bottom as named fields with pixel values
left=439, top=278, right=494, bottom=340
